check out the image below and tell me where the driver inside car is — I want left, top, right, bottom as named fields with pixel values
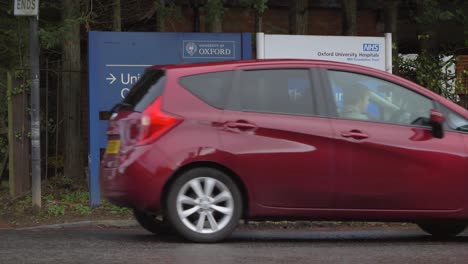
left=341, top=84, right=372, bottom=120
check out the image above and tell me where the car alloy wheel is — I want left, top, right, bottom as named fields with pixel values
left=176, top=176, right=234, bottom=234
left=166, top=168, right=242, bottom=243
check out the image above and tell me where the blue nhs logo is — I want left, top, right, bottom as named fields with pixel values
left=363, top=43, right=379, bottom=51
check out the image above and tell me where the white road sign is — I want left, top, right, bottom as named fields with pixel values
left=256, top=33, right=392, bottom=73
left=14, top=0, right=39, bottom=16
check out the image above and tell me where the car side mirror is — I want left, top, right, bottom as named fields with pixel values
left=430, top=109, right=445, bottom=139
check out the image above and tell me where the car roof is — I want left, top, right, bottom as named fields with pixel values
left=149, top=59, right=372, bottom=71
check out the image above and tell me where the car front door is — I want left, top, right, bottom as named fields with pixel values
left=219, top=67, right=335, bottom=209
left=324, top=69, right=467, bottom=211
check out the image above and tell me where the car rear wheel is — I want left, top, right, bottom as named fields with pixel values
left=166, top=168, right=242, bottom=243
left=133, top=209, right=173, bottom=235
left=418, top=222, right=467, bottom=238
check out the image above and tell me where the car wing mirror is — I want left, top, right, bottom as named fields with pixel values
left=430, top=109, right=445, bottom=139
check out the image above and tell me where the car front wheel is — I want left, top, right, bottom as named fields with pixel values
left=418, top=222, right=467, bottom=238
left=166, top=168, right=242, bottom=243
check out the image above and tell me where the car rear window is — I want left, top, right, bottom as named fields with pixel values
left=179, top=71, right=233, bottom=109
left=121, top=69, right=166, bottom=112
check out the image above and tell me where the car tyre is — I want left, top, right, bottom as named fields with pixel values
left=418, top=222, right=467, bottom=238
left=133, top=209, right=173, bottom=235
left=166, top=168, right=242, bottom=243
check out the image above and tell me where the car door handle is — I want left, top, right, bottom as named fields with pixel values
left=225, top=121, right=257, bottom=130
left=341, top=130, right=369, bottom=140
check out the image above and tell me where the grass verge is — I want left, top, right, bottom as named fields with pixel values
left=0, top=176, right=132, bottom=228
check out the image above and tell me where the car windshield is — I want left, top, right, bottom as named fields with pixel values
left=446, top=111, right=468, bottom=132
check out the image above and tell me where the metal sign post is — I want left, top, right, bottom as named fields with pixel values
left=14, top=0, right=41, bottom=209
left=29, top=15, right=41, bottom=209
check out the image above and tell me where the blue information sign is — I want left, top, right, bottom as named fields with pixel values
left=88, top=32, right=252, bottom=206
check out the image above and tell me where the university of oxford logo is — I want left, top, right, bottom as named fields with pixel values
left=185, top=42, right=198, bottom=56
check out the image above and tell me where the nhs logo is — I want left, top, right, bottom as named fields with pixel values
left=363, top=43, right=379, bottom=51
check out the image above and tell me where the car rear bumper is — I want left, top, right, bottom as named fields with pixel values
left=100, top=145, right=174, bottom=212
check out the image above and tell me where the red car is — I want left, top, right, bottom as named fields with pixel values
left=100, top=59, right=468, bottom=242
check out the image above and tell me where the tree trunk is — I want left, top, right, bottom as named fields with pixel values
left=416, top=0, right=437, bottom=54
left=384, top=0, right=400, bottom=70
left=255, top=12, right=263, bottom=32
left=113, top=0, right=121, bottom=31
left=156, top=0, right=166, bottom=32
left=464, top=1, right=468, bottom=47
left=62, top=0, right=83, bottom=179
left=193, top=5, right=201, bottom=32
left=289, top=0, right=308, bottom=35
left=205, top=0, right=224, bottom=32
left=341, top=0, right=357, bottom=36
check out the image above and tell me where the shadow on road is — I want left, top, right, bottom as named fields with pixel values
left=101, top=228, right=468, bottom=244
left=227, top=230, right=468, bottom=244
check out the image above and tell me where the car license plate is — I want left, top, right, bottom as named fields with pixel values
left=106, top=140, right=121, bottom=154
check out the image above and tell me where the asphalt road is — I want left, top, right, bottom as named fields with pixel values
left=1, top=226, right=468, bottom=264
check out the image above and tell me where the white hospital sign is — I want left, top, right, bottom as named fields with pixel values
left=14, top=0, right=39, bottom=16
left=257, top=33, right=392, bottom=73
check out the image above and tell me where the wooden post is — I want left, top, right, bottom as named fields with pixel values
left=7, top=72, right=15, bottom=197
left=8, top=71, right=31, bottom=197
left=0, top=151, right=7, bottom=182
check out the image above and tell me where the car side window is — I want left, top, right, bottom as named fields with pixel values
left=238, top=69, right=315, bottom=116
left=179, top=71, right=233, bottom=109
left=328, top=70, right=434, bottom=126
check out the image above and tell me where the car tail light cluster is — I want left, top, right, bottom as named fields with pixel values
left=137, top=97, right=181, bottom=145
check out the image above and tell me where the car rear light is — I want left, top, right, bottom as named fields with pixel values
left=137, top=97, right=181, bottom=145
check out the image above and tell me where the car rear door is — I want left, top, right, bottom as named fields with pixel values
left=322, top=68, right=467, bottom=211
left=219, top=66, right=335, bottom=209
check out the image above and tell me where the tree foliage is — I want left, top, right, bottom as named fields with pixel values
left=154, top=1, right=183, bottom=31
left=394, top=0, right=467, bottom=102
left=396, top=53, right=467, bottom=102
left=413, top=0, right=461, bottom=26
left=240, top=0, right=268, bottom=31
left=0, top=2, right=28, bottom=69
left=0, top=2, right=29, bottom=162
left=240, top=0, right=268, bottom=15
left=205, top=0, right=224, bottom=32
